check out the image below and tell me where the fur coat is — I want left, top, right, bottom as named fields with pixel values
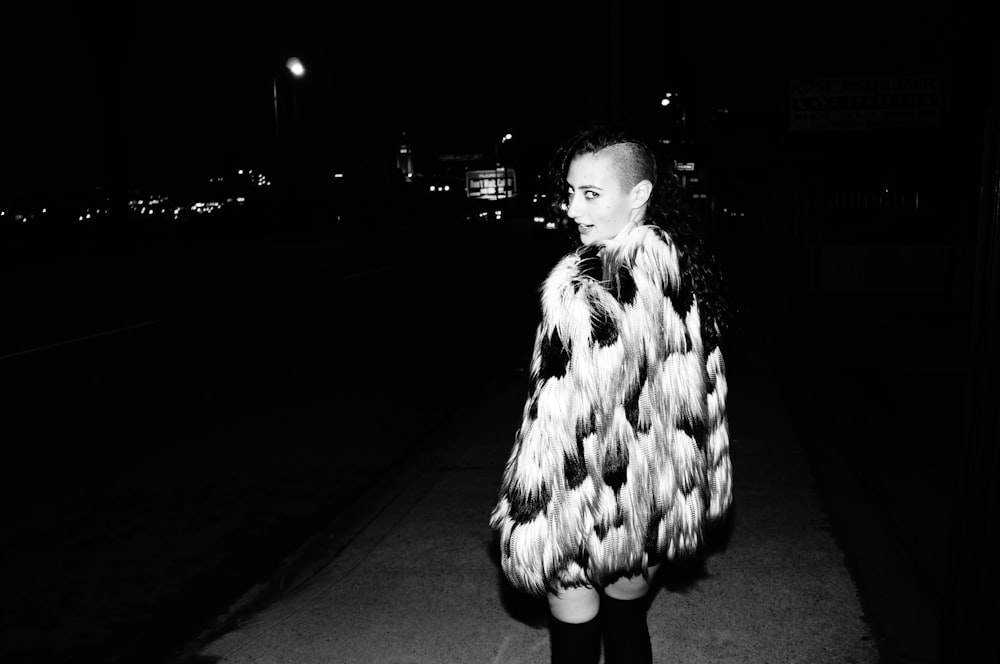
left=489, top=221, right=732, bottom=597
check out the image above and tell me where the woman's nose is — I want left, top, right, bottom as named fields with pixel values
left=566, top=192, right=582, bottom=219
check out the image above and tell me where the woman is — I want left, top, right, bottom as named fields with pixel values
left=489, top=125, right=733, bottom=663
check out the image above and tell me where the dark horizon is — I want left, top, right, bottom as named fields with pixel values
left=3, top=1, right=980, bottom=200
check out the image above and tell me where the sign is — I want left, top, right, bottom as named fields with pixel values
left=675, top=162, right=696, bottom=171
left=790, top=74, right=942, bottom=132
left=466, top=168, right=517, bottom=200
left=440, top=153, right=484, bottom=162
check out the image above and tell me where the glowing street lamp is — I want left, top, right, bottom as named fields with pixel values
left=659, top=92, right=686, bottom=141
left=273, top=56, right=306, bottom=178
left=286, top=57, right=305, bottom=78
left=495, top=132, right=515, bottom=199
left=496, top=132, right=513, bottom=165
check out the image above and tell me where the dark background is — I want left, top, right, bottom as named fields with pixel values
left=2, top=1, right=967, bottom=193
left=2, top=2, right=998, bottom=663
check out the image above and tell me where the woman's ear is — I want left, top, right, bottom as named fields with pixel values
left=631, top=179, right=653, bottom=210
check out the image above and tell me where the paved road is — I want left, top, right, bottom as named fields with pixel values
left=0, top=216, right=961, bottom=663
left=0, top=219, right=567, bottom=663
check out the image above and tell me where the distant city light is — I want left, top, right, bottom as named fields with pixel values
left=661, top=98, right=671, bottom=106
left=334, top=173, right=343, bottom=178
left=41, top=208, right=46, bottom=213
left=238, top=169, right=244, bottom=175
left=430, top=186, right=436, bottom=192
left=236, top=196, right=246, bottom=203
left=444, top=185, right=450, bottom=191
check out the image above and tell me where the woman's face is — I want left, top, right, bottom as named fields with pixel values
left=565, top=151, right=641, bottom=245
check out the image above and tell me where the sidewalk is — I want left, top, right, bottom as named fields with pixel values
left=183, top=316, right=880, bottom=664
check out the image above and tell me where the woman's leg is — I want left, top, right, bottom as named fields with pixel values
left=601, top=565, right=659, bottom=664
left=548, top=584, right=600, bottom=623
left=604, top=563, right=659, bottom=600
left=547, top=585, right=601, bottom=664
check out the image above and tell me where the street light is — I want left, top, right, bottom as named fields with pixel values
left=273, top=56, right=306, bottom=180
left=272, top=57, right=306, bottom=231
left=495, top=133, right=514, bottom=199
left=286, top=57, right=305, bottom=78
left=659, top=92, right=685, bottom=143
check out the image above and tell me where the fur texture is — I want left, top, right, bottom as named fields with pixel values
left=489, top=223, right=732, bottom=597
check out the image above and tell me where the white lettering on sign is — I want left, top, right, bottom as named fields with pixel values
left=466, top=169, right=518, bottom=200
left=790, top=74, right=943, bottom=131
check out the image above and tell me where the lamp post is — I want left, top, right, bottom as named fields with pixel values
left=660, top=92, right=685, bottom=144
left=497, top=133, right=513, bottom=199
left=273, top=57, right=306, bottom=182
left=273, top=57, right=305, bottom=231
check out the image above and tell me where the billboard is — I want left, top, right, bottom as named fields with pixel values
left=790, top=74, right=943, bottom=132
left=466, top=168, right=517, bottom=200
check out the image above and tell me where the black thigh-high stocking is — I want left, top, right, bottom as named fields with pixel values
left=549, top=615, right=601, bottom=664
left=601, top=595, right=652, bottom=664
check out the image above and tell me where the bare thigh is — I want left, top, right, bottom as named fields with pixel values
left=548, top=564, right=660, bottom=620
left=604, top=564, right=660, bottom=600
left=547, top=584, right=600, bottom=623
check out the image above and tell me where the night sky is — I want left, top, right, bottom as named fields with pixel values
left=1, top=1, right=967, bottom=199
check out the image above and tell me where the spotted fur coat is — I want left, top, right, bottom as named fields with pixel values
left=489, top=222, right=732, bottom=597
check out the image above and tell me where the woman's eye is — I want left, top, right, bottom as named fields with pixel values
left=584, top=191, right=599, bottom=200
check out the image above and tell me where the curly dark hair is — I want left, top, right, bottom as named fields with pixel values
left=546, top=123, right=733, bottom=351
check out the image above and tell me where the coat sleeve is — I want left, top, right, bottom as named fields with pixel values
left=488, top=248, right=613, bottom=596
left=704, top=341, right=732, bottom=521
